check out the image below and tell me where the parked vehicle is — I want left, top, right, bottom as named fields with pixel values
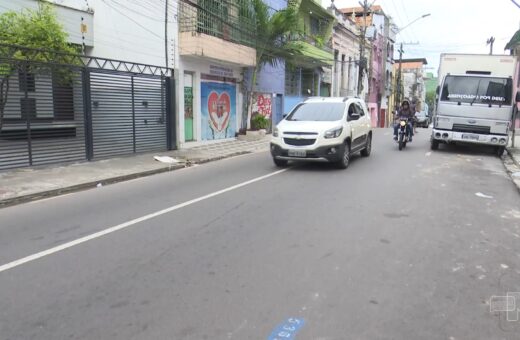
left=396, top=118, right=412, bottom=150
left=415, top=110, right=429, bottom=128
left=432, top=53, right=520, bottom=156
left=270, top=97, right=372, bottom=169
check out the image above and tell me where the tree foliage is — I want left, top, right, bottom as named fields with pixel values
left=0, top=2, right=78, bottom=130
left=244, top=0, right=302, bottom=129
left=425, top=90, right=435, bottom=115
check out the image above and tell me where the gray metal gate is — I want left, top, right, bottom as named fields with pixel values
left=89, top=72, right=167, bottom=159
left=0, top=44, right=175, bottom=171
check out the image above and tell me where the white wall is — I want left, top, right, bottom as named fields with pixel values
left=84, top=0, right=174, bottom=68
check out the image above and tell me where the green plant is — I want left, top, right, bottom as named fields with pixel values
left=313, top=35, right=324, bottom=48
left=0, top=2, right=78, bottom=131
left=251, top=114, right=269, bottom=130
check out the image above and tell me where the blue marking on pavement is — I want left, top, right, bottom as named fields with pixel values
left=267, top=318, right=305, bottom=340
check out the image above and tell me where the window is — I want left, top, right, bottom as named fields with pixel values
left=18, top=71, right=35, bottom=92
left=441, top=75, right=512, bottom=106
left=20, top=98, right=36, bottom=119
left=287, top=102, right=345, bottom=121
left=285, top=68, right=300, bottom=96
left=354, top=102, right=366, bottom=116
left=348, top=103, right=356, bottom=115
left=310, top=16, right=320, bottom=35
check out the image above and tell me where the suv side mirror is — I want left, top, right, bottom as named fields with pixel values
left=347, top=113, right=360, bottom=121
left=516, top=91, right=520, bottom=103
left=282, top=113, right=288, bottom=119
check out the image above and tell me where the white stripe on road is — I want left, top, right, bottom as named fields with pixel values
left=0, top=168, right=289, bottom=274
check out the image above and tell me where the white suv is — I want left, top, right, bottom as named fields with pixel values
left=270, top=97, right=372, bottom=169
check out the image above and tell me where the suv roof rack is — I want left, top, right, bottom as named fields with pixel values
left=342, top=96, right=360, bottom=102
left=304, top=96, right=325, bottom=102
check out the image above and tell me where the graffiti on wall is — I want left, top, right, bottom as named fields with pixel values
left=252, top=93, right=272, bottom=118
left=201, top=81, right=236, bottom=140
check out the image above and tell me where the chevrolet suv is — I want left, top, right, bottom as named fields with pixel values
left=270, top=97, right=372, bottom=169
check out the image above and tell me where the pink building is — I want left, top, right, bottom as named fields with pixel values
left=340, top=6, right=392, bottom=128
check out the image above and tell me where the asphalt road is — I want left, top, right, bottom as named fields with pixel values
left=1, top=128, right=520, bottom=340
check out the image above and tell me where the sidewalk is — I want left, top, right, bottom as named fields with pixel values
left=507, top=135, right=520, bottom=166
left=505, top=135, right=520, bottom=192
left=0, top=137, right=270, bottom=207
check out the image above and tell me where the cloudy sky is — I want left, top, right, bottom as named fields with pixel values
left=322, top=0, right=520, bottom=74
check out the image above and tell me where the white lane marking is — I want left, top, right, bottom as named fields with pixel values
left=0, top=168, right=288, bottom=274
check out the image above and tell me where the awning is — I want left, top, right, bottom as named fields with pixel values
left=288, top=41, right=334, bottom=67
left=505, top=29, right=520, bottom=51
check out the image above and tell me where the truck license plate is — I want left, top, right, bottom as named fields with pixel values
left=288, top=150, right=306, bottom=157
left=462, top=134, right=479, bottom=141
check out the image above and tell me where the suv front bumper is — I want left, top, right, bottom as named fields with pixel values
left=270, top=143, right=345, bottom=162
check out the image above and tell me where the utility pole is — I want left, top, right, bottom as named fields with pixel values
left=164, top=0, right=169, bottom=68
left=357, top=0, right=375, bottom=97
left=487, top=36, right=495, bottom=55
left=395, top=43, right=403, bottom=110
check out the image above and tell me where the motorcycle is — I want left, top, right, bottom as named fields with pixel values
left=396, top=118, right=412, bottom=151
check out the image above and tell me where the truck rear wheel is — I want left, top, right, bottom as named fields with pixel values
left=495, top=146, right=505, bottom=157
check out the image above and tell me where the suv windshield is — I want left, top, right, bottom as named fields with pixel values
left=440, top=75, right=512, bottom=106
left=286, top=102, right=345, bottom=121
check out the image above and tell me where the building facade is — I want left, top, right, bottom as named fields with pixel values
left=283, top=0, right=334, bottom=113
left=394, top=58, right=428, bottom=112
left=175, top=0, right=256, bottom=146
left=340, top=5, right=395, bottom=128
left=328, top=4, right=360, bottom=98
left=0, top=0, right=178, bottom=169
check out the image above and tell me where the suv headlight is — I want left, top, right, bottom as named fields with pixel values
left=273, top=127, right=279, bottom=137
left=324, top=127, right=343, bottom=139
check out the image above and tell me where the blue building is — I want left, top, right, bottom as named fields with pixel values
left=246, top=0, right=335, bottom=128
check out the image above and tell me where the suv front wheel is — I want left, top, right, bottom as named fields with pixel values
left=361, top=134, right=372, bottom=157
left=336, top=142, right=351, bottom=169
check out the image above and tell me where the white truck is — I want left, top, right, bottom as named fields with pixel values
left=431, top=53, right=520, bottom=155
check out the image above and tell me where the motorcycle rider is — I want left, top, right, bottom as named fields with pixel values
left=393, top=100, right=414, bottom=142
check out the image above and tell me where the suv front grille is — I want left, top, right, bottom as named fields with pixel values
left=284, top=138, right=316, bottom=146
left=284, top=132, right=318, bottom=136
left=452, top=124, right=491, bottom=135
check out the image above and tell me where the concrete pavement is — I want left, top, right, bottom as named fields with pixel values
left=1, top=129, right=520, bottom=339
left=0, top=137, right=269, bottom=207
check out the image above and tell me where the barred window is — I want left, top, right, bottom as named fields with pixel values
left=285, top=68, right=300, bottom=96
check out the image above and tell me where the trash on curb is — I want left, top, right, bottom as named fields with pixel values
left=475, top=192, right=493, bottom=199
left=154, top=156, right=180, bottom=164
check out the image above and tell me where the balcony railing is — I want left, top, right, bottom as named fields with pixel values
left=179, top=0, right=256, bottom=48
left=288, top=33, right=333, bottom=53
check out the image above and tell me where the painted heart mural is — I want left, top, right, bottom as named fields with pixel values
left=201, top=81, right=236, bottom=141
left=207, top=91, right=231, bottom=133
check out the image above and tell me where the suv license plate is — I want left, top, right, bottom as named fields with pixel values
left=288, top=150, right=306, bottom=157
left=462, top=134, right=479, bottom=141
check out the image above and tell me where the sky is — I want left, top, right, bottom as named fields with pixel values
left=322, top=0, right=520, bottom=75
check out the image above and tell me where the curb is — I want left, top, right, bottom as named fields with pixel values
left=503, top=149, right=520, bottom=193
left=0, top=164, right=185, bottom=209
left=506, top=147, right=520, bottom=167
left=0, top=150, right=262, bottom=209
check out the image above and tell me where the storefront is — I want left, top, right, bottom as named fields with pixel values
left=176, top=60, right=244, bottom=146
left=200, top=75, right=237, bottom=140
